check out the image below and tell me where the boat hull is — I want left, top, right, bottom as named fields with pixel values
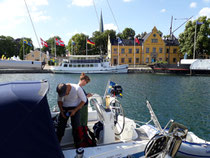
left=0, top=60, right=44, bottom=70
left=149, top=63, right=190, bottom=74
left=51, top=65, right=128, bottom=74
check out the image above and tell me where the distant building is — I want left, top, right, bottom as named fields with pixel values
left=26, top=50, right=48, bottom=64
left=107, top=26, right=183, bottom=66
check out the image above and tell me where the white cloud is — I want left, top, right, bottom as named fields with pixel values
left=199, top=7, right=210, bottom=18
left=123, top=0, right=133, bottom=2
left=104, top=23, right=117, bottom=31
left=203, top=0, right=210, bottom=3
left=190, top=2, right=197, bottom=8
left=0, top=0, right=50, bottom=30
left=71, top=0, right=93, bottom=7
left=160, top=9, right=166, bottom=13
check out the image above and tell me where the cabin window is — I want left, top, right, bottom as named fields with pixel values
left=136, top=49, right=139, bottom=54
left=82, top=64, right=85, bottom=67
left=146, top=48, right=149, bottom=53
left=129, top=48, right=132, bottom=54
left=90, top=64, right=94, bottom=67
left=64, top=64, right=68, bottom=67
left=146, top=58, right=149, bottom=63
left=159, top=48, right=163, bottom=53
left=78, top=65, right=81, bottom=67
left=128, top=58, right=132, bottom=63
left=173, top=49, right=177, bottom=53
left=136, top=58, right=139, bottom=63
left=69, top=64, right=72, bottom=67
left=94, top=64, right=98, bottom=67
left=86, top=65, right=89, bottom=67
left=121, top=48, right=125, bottom=54
left=73, top=65, right=77, bottom=67
left=121, top=58, right=125, bottom=63
left=173, top=58, right=177, bottom=63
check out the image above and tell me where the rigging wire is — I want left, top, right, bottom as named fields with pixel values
left=93, top=0, right=100, bottom=26
left=23, top=0, right=41, bottom=49
left=106, top=0, right=121, bottom=33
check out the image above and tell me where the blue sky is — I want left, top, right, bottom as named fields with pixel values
left=0, top=0, right=209, bottom=48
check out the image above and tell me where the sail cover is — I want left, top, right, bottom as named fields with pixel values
left=0, top=80, right=64, bottom=158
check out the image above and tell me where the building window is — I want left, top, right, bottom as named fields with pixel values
left=128, top=58, right=132, bottom=63
left=113, top=48, right=117, bottom=54
left=31, top=54, right=34, bottom=57
left=121, top=58, right=125, bottom=63
left=159, top=58, right=162, bottom=61
left=152, top=39, right=158, bottom=43
left=153, top=47, right=156, bottom=53
left=121, top=48, right=125, bottom=54
left=136, top=49, right=139, bottom=53
left=166, top=58, right=168, bottom=62
left=146, top=58, right=149, bottom=63
left=173, top=49, right=177, bottom=53
left=173, top=58, right=177, bottom=63
left=166, top=48, right=169, bottom=53
left=136, top=58, right=139, bottom=63
left=159, top=48, right=163, bottom=53
left=129, top=48, right=132, bottom=54
left=146, top=48, right=149, bottom=53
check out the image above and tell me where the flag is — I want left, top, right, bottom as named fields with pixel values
left=196, top=21, right=204, bottom=25
left=1, top=55, right=5, bottom=60
left=40, top=38, right=48, bottom=47
left=117, top=37, right=122, bottom=44
left=135, top=38, right=140, bottom=45
left=87, top=39, right=95, bottom=45
left=72, top=40, right=76, bottom=45
left=55, top=38, right=65, bottom=47
left=23, top=39, right=32, bottom=47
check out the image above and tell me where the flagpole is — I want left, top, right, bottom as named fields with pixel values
left=193, top=22, right=197, bottom=59
left=23, top=38, right=25, bottom=60
left=86, top=37, right=88, bottom=56
left=55, top=38, right=57, bottom=65
left=134, top=37, right=136, bottom=68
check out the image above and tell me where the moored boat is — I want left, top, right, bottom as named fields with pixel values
left=50, top=55, right=128, bottom=74
left=0, top=59, right=45, bottom=70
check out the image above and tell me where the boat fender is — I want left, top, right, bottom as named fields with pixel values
left=75, top=147, right=84, bottom=158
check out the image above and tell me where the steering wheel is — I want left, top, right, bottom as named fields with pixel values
left=109, top=98, right=125, bottom=135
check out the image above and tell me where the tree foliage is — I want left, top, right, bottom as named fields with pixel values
left=179, top=16, right=210, bottom=57
left=0, top=36, right=20, bottom=59
left=122, top=28, right=135, bottom=39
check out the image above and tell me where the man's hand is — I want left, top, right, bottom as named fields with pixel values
left=69, top=109, right=77, bottom=117
left=87, top=93, right=93, bottom=98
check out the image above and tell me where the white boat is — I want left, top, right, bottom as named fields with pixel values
left=50, top=55, right=128, bottom=73
left=1, top=80, right=209, bottom=158
left=0, top=59, right=45, bottom=70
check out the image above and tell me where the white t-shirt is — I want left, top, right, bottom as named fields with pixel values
left=57, top=84, right=87, bottom=107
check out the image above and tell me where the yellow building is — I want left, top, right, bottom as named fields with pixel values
left=26, top=50, right=48, bottom=63
left=108, top=26, right=183, bottom=66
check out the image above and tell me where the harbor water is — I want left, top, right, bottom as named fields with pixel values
left=0, top=73, right=209, bottom=141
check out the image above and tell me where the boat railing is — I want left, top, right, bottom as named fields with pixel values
left=69, top=59, right=101, bottom=63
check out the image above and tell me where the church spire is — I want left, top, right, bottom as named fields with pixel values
left=99, top=10, right=104, bottom=33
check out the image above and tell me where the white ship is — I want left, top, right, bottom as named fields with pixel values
left=50, top=55, right=128, bottom=74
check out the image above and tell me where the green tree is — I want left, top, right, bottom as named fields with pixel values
left=122, top=28, right=135, bottom=39
left=179, top=16, right=210, bottom=58
left=0, top=36, right=20, bottom=59
left=67, top=33, right=88, bottom=55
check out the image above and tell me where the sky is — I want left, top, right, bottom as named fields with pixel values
left=0, top=0, right=209, bottom=48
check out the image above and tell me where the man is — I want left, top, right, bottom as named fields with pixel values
left=56, top=83, right=86, bottom=145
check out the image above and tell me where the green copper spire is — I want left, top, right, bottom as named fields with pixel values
left=99, top=10, right=104, bottom=33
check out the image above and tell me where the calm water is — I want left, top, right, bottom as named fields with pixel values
left=0, top=73, right=209, bottom=140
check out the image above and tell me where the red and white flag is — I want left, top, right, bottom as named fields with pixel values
left=135, top=38, right=140, bottom=45
left=55, top=38, right=65, bottom=47
left=40, top=38, right=48, bottom=47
